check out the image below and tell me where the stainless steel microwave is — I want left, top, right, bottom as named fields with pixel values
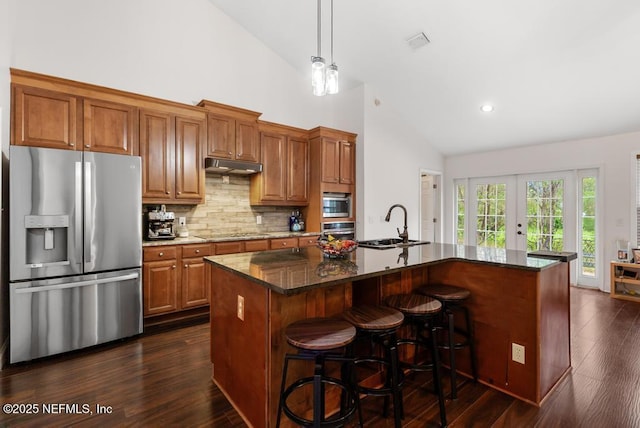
left=322, top=193, right=351, bottom=218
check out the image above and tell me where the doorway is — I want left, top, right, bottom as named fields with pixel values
left=420, top=171, right=441, bottom=243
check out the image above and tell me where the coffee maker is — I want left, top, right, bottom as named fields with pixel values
left=146, top=205, right=176, bottom=240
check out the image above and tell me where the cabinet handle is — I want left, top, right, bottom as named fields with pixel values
left=159, top=252, right=164, bottom=257
left=172, top=265, right=176, bottom=269
left=282, top=242, right=288, bottom=246
left=195, top=249, right=200, bottom=254
left=177, top=191, right=181, bottom=195
left=69, top=142, right=75, bottom=147
left=228, top=151, right=232, bottom=155
left=85, top=144, right=90, bottom=148
left=166, top=191, right=170, bottom=194
left=184, top=264, right=188, bottom=268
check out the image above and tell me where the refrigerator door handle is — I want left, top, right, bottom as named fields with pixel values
left=13, top=272, right=140, bottom=294
left=84, top=161, right=93, bottom=265
left=75, top=161, right=83, bottom=267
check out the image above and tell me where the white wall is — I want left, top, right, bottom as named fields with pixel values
left=444, top=131, right=640, bottom=290
left=360, top=85, right=444, bottom=240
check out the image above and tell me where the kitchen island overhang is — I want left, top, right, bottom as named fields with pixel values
left=205, top=244, right=573, bottom=427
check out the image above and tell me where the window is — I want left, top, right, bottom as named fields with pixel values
left=524, top=179, right=564, bottom=252
left=455, top=182, right=465, bottom=244
left=580, top=175, right=597, bottom=277
left=475, top=183, right=507, bottom=248
left=637, top=155, right=640, bottom=246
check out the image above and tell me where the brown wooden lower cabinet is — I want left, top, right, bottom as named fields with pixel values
left=143, top=236, right=321, bottom=325
left=297, top=235, right=320, bottom=247
left=143, top=258, right=179, bottom=315
left=269, top=237, right=298, bottom=249
left=143, top=244, right=212, bottom=323
left=181, top=256, right=210, bottom=308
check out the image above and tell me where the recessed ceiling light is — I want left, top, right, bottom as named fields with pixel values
left=480, top=104, right=494, bottom=113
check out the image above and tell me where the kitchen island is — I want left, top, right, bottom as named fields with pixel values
left=205, top=243, right=572, bottom=427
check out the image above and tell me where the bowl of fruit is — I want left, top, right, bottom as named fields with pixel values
left=316, top=235, right=358, bottom=258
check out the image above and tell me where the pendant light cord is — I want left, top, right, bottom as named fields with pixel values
left=317, top=0, right=322, bottom=57
left=330, top=0, right=334, bottom=64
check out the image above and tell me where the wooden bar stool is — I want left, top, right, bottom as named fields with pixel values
left=385, top=294, right=448, bottom=428
left=276, top=317, right=362, bottom=428
left=342, top=305, right=405, bottom=428
left=417, top=283, right=478, bottom=399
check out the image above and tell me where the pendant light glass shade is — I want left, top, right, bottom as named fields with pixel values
left=310, top=0, right=338, bottom=96
left=311, top=56, right=326, bottom=96
left=325, top=63, right=339, bottom=95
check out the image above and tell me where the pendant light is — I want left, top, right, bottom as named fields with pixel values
left=311, top=0, right=338, bottom=96
left=325, top=0, right=339, bottom=94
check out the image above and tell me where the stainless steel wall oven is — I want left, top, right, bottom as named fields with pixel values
left=321, top=221, right=356, bottom=240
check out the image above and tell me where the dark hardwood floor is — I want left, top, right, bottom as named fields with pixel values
left=1, top=286, right=639, bottom=427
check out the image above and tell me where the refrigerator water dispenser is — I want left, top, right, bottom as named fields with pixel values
left=25, top=215, right=70, bottom=266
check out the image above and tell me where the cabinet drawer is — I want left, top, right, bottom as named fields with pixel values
left=181, top=243, right=212, bottom=258
left=143, top=246, right=177, bottom=261
left=215, top=241, right=244, bottom=255
left=298, top=235, right=320, bottom=248
left=244, top=239, right=269, bottom=252
left=270, top=237, right=298, bottom=249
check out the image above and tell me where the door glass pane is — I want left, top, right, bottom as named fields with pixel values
left=476, top=183, right=506, bottom=248
left=526, top=180, right=564, bottom=252
left=581, top=176, right=596, bottom=277
left=456, top=183, right=465, bottom=244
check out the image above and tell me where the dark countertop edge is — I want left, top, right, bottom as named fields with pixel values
left=143, top=231, right=321, bottom=247
left=204, top=255, right=563, bottom=296
left=527, top=251, right=578, bottom=262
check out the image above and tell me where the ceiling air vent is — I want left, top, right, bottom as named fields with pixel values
left=407, top=32, right=430, bottom=50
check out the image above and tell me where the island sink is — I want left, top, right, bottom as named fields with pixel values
left=358, top=238, right=431, bottom=249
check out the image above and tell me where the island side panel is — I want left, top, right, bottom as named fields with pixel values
left=210, top=266, right=269, bottom=428
left=427, top=260, right=540, bottom=404
left=538, top=261, right=570, bottom=402
left=267, top=283, right=353, bottom=427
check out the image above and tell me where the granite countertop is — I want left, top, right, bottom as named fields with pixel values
left=142, top=231, right=321, bottom=247
left=205, top=243, right=568, bottom=295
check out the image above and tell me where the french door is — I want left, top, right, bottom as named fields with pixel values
left=468, top=172, right=575, bottom=253
left=468, top=176, right=516, bottom=248
left=466, top=171, right=600, bottom=286
left=515, top=172, right=576, bottom=253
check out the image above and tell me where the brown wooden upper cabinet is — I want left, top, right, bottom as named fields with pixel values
left=250, top=122, right=309, bottom=206
left=321, top=137, right=354, bottom=185
left=198, top=100, right=261, bottom=163
left=83, top=98, right=137, bottom=155
left=12, top=83, right=138, bottom=155
left=309, top=126, right=357, bottom=189
left=140, top=108, right=206, bottom=204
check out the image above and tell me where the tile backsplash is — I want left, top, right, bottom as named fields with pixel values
left=144, top=173, right=300, bottom=237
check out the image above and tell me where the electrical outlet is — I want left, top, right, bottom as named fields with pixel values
left=178, top=217, right=186, bottom=226
left=237, top=295, right=244, bottom=321
left=512, top=343, right=525, bottom=364
left=256, top=215, right=262, bottom=225
left=222, top=175, right=230, bottom=184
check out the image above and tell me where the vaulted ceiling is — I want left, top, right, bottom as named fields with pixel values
left=209, top=0, right=640, bottom=156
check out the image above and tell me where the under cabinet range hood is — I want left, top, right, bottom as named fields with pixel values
left=204, top=158, right=263, bottom=175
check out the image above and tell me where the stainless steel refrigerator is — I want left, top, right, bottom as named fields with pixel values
left=9, top=146, right=143, bottom=363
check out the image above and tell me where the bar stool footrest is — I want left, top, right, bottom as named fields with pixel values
left=281, top=376, right=358, bottom=428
